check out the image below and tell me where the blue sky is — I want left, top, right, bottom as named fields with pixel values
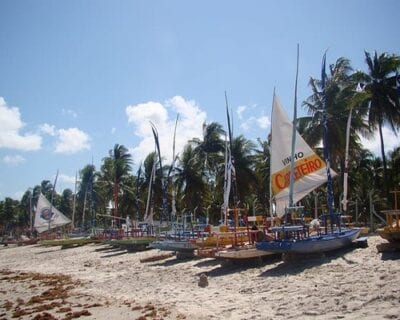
left=1, top=0, right=399, bottom=200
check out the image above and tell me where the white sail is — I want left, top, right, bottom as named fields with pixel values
left=271, top=95, right=335, bottom=217
left=34, top=193, right=71, bottom=233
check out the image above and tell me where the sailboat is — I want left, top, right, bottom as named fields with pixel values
left=34, top=193, right=71, bottom=234
left=256, top=53, right=360, bottom=255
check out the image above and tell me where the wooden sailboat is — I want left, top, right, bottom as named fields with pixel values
left=197, top=94, right=272, bottom=261
left=256, top=51, right=360, bottom=255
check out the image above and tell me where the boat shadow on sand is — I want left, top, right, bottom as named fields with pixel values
left=380, top=250, right=400, bottom=261
left=97, top=247, right=128, bottom=258
left=197, top=255, right=282, bottom=278
left=149, top=256, right=196, bottom=267
left=258, top=246, right=359, bottom=277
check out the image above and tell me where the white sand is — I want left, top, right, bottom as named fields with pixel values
left=0, top=235, right=399, bottom=320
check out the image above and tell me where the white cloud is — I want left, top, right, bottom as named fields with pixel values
left=235, top=102, right=271, bottom=138
left=55, top=173, right=77, bottom=193
left=58, top=173, right=77, bottom=185
left=257, top=116, right=271, bottom=129
left=126, top=96, right=207, bottom=163
left=55, top=128, right=91, bottom=154
left=236, top=105, right=247, bottom=120
left=360, top=127, right=399, bottom=156
left=39, top=123, right=56, bottom=136
left=0, top=97, right=42, bottom=151
left=39, top=122, right=91, bottom=154
left=3, top=154, right=26, bottom=166
left=239, top=114, right=271, bottom=134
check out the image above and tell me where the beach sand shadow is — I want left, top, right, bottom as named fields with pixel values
left=193, top=258, right=221, bottom=268
left=150, top=256, right=193, bottom=267
left=380, top=251, right=400, bottom=260
left=198, top=255, right=281, bottom=277
left=35, top=249, right=61, bottom=254
left=258, top=246, right=358, bottom=277
left=100, top=248, right=128, bottom=258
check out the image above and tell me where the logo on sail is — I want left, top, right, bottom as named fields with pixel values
left=40, top=207, right=55, bottom=221
left=272, top=154, right=326, bottom=194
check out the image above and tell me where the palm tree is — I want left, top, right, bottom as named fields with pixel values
left=360, top=51, right=400, bottom=199
left=303, top=57, right=368, bottom=206
left=76, top=164, right=96, bottom=229
left=252, top=138, right=271, bottom=214
left=174, top=144, right=207, bottom=217
left=190, top=122, right=225, bottom=180
left=100, top=144, right=133, bottom=225
left=303, top=57, right=358, bottom=166
left=229, top=135, right=257, bottom=206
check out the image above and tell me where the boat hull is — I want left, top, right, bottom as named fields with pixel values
left=149, top=239, right=197, bottom=252
left=214, top=246, right=275, bottom=260
left=256, top=228, right=361, bottom=254
left=377, top=228, right=400, bottom=243
left=104, top=237, right=155, bottom=252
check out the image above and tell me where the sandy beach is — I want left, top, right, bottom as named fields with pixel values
left=0, top=235, right=399, bottom=320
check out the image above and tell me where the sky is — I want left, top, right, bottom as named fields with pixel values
left=1, top=0, right=399, bottom=200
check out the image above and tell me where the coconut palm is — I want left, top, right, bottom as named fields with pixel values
left=174, top=144, right=207, bottom=216
left=229, top=135, right=257, bottom=206
left=76, top=164, right=96, bottom=229
left=100, top=144, right=133, bottom=224
left=303, top=57, right=360, bottom=166
left=359, top=51, right=400, bottom=199
left=252, top=138, right=271, bottom=214
left=190, top=122, right=225, bottom=180
left=303, top=57, right=369, bottom=207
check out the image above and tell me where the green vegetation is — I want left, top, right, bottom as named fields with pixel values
left=1, top=50, right=399, bottom=233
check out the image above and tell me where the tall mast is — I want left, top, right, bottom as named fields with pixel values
left=72, top=171, right=77, bottom=229
left=342, top=107, right=353, bottom=214
left=49, top=170, right=59, bottom=231
left=225, top=91, right=238, bottom=207
left=269, top=89, right=275, bottom=220
left=170, top=114, right=179, bottom=221
left=288, top=44, right=300, bottom=210
left=321, top=52, right=335, bottom=217
left=150, top=122, right=168, bottom=223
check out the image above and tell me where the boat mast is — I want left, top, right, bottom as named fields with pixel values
left=150, top=122, right=168, bottom=223
left=225, top=92, right=239, bottom=206
left=287, top=44, right=300, bottom=224
left=49, top=170, right=59, bottom=231
left=269, top=89, right=276, bottom=221
left=342, top=107, right=353, bottom=214
left=72, top=171, right=77, bottom=229
left=321, top=52, right=335, bottom=219
left=170, top=114, right=179, bottom=222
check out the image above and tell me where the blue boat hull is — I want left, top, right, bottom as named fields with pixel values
left=256, top=228, right=361, bottom=254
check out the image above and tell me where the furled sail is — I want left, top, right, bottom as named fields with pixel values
left=34, top=193, right=71, bottom=233
left=270, top=95, right=335, bottom=217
